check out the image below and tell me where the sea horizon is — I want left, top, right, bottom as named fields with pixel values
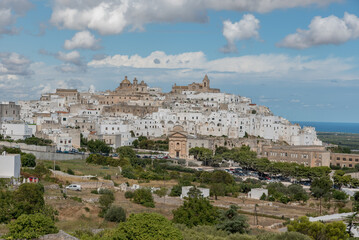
left=293, top=121, right=359, bottom=134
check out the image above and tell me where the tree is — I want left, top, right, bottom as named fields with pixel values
left=6, top=213, right=58, bottom=239
left=288, top=184, right=309, bottom=202
left=210, top=183, right=226, bottom=200
left=116, top=146, right=137, bottom=161
left=172, top=194, right=220, bottom=227
left=133, top=188, right=155, bottom=208
left=332, top=190, right=348, bottom=201
left=0, top=190, right=13, bottom=223
left=98, top=191, right=115, bottom=217
left=21, top=153, right=36, bottom=167
left=104, top=206, right=126, bottom=223
left=87, top=139, right=112, bottom=154
left=13, top=183, right=45, bottom=218
left=170, top=185, right=182, bottom=197
left=154, top=187, right=168, bottom=198
left=333, top=170, right=351, bottom=190
left=216, top=205, right=249, bottom=234
left=287, top=216, right=349, bottom=240
left=310, top=176, right=332, bottom=214
left=116, top=213, right=183, bottom=240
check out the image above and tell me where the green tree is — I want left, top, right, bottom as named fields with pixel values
left=116, top=212, right=183, bottom=240
left=216, top=205, right=249, bottom=234
left=6, top=213, right=58, bottom=239
left=116, top=146, right=137, bottom=161
left=87, top=139, right=112, bottom=154
left=310, top=176, right=332, bottom=214
left=154, top=187, right=168, bottom=198
left=133, top=188, right=155, bottom=208
left=170, top=185, right=182, bottom=197
left=287, top=216, right=349, bottom=240
left=13, top=183, right=45, bottom=218
left=210, top=183, right=226, bottom=200
left=332, top=190, right=348, bottom=201
left=21, top=153, right=36, bottom=167
left=0, top=190, right=13, bottom=223
left=172, top=194, right=220, bottom=227
left=104, top=206, right=126, bottom=223
left=333, top=170, right=351, bottom=190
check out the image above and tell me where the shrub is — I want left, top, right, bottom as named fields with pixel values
left=116, top=213, right=182, bottom=240
left=6, top=213, right=58, bottom=239
left=91, top=190, right=98, bottom=194
left=170, top=184, right=182, bottom=197
left=54, top=165, right=61, bottom=171
left=125, top=191, right=134, bottom=199
left=104, top=206, right=126, bottom=222
left=67, top=168, right=75, bottom=175
left=21, top=153, right=36, bottom=167
left=133, top=188, right=155, bottom=208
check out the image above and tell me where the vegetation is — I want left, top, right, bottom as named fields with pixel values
left=98, top=190, right=115, bottom=217
left=287, top=216, right=349, bottom=240
left=0, top=136, right=52, bottom=146
left=104, top=206, right=126, bottom=223
left=6, top=213, right=58, bottom=239
left=172, top=188, right=220, bottom=227
left=132, top=188, right=155, bottom=208
left=0, top=147, right=37, bottom=167
left=189, top=145, right=331, bottom=180
left=87, top=139, right=112, bottom=154
left=216, top=205, right=249, bottom=234
left=265, top=183, right=309, bottom=203
left=317, top=132, right=359, bottom=151
left=116, top=213, right=183, bottom=240
left=132, top=136, right=169, bottom=151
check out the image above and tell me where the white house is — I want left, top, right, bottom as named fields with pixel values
left=0, top=152, right=21, bottom=178
left=248, top=188, right=268, bottom=200
left=0, top=123, right=33, bottom=140
left=181, top=186, right=210, bottom=199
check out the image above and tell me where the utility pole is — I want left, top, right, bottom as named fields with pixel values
left=254, top=204, right=259, bottom=226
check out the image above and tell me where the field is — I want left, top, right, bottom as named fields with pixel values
left=317, top=132, right=359, bottom=151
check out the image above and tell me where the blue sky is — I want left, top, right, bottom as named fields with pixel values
left=0, top=0, right=359, bottom=123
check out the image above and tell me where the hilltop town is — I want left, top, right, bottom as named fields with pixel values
left=0, top=75, right=355, bottom=168
left=1, top=75, right=358, bottom=240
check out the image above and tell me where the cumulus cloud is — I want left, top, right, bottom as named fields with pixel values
left=278, top=12, right=359, bottom=49
left=0, top=52, right=32, bottom=76
left=50, top=0, right=340, bottom=35
left=56, top=51, right=87, bottom=73
left=64, top=31, right=101, bottom=50
left=0, top=0, right=33, bottom=36
left=88, top=51, right=354, bottom=81
left=221, top=14, right=260, bottom=53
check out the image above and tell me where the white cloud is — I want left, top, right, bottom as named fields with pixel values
left=221, top=14, right=260, bottom=53
left=50, top=0, right=341, bottom=35
left=0, top=0, right=33, bottom=36
left=56, top=51, right=86, bottom=73
left=278, top=12, right=359, bottom=49
left=88, top=51, right=354, bottom=81
left=64, top=31, right=101, bottom=50
left=0, top=52, right=32, bottom=76
left=57, top=51, right=82, bottom=65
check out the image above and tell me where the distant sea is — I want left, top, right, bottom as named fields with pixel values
left=293, top=121, right=359, bottom=134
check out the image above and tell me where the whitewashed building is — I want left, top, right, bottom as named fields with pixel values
left=0, top=152, right=21, bottom=178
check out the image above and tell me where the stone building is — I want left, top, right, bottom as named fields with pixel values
left=171, top=75, right=220, bottom=94
left=102, top=102, right=158, bottom=118
left=0, top=102, right=20, bottom=122
left=330, top=153, right=359, bottom=168
left=261, top=145, right=331, bottom=167
left=168, top=126, right=188, bottom=159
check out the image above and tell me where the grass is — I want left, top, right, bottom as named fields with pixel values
left=39, top=159, right=121, bottom=178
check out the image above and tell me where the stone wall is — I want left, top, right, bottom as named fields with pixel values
left=22, top=150, right=87, bottom=161
left=0, top=141, right=56, bottom=152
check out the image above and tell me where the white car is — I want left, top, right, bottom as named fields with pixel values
left=66, top=184, right=82, bottom=191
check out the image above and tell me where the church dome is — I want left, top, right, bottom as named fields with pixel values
left=121, top=76, right=131, bottom=84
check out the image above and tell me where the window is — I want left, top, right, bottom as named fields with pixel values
left=349, top=158, right=353, bottom=161
left=343, top=158, right=346, bottom=161
left=337, top=157, right=340, bottom=160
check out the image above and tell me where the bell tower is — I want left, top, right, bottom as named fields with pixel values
left=202, top=74, right=210, bottom=89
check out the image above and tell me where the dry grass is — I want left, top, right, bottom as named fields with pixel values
left=0, top=224, right=8, bottom=237
left=39, top=159, right=120, bottom=178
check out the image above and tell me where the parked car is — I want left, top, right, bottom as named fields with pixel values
left=66, top=184, right=82, bottom=191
